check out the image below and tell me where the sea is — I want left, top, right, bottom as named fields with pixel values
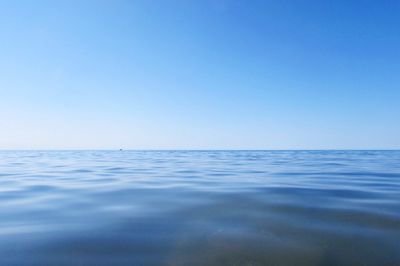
left=0, top=150, right=399, bottom=265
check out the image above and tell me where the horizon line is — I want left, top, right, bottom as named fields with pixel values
left=0, top=149, right=399, bottom=151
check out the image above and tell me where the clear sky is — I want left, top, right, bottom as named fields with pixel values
left=0, top=0, right=399, bottom=149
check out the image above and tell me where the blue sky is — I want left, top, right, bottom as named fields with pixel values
left=0, top=0, right=399, bottom=149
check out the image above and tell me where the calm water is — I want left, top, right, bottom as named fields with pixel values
left=0, top=151, right=399, bottom=266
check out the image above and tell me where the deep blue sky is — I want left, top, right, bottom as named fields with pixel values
left=1, top=0, right=399, bottom=149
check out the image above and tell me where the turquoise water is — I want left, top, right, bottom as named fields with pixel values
left=0, top=150, right=399, bottom=265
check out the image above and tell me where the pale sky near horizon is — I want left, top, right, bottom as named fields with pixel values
left=1, top=0, right=399, bottom=149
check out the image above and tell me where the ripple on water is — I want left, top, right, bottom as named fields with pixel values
left=0, top=150, right=399, bottom=265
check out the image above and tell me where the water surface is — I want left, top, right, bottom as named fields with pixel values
left=0, top=150, right=399, bottom=265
